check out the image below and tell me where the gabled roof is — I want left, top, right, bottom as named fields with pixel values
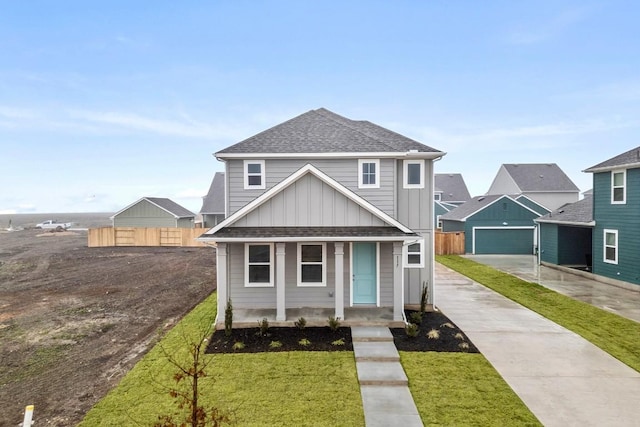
left=111, top=197, right=195, bottom=219
left=439, top=194, right=543, bottom=222
left=535, top=197, right=594, bottom=227
left=216, top=108, right=444, bottom=159
left=200, top=164, right=416, bottom=241
left=200, top=172, right=225, bottom=214
left=583, top=146, right=640, bottom=173
left=499, top=163, right=580, bottom=192
left=435, top=173, right=471, bottom=203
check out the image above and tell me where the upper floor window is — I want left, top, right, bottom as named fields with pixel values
left=603, top=229, right=618, bottom=264
left=297, top=243, right=326, bottom=286
left=403, top=160, right=424, bottom=189
left=245, top=243, right=274, bottom=287
left=244, top=160, right=265, bottom=190
left=358, top=159, right=380, bottom=189
left=611, top=170, right=626, bottom=204
left=405, top=240, right=424, bottom=268
left=434, top=193, right=441, bottom=201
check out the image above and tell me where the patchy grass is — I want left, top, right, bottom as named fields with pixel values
left=438, top=255, right=640, bottom=372
left=402, top=352, right=541, bottom=426
left=79, top=293, right=364, bottom=426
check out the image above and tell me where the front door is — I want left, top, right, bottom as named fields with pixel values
left=352, top=242, right=377, bottom=305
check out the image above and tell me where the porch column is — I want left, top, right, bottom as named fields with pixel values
left=393, top=242, right=404, bottom=321
left=276, top=243, right=286, bottom=321
left=216, top=243, right=228, bottom=324
left=334, top=242, right=345, bottom=320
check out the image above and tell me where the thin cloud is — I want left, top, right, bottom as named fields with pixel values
left=505, top=6, right=594, bottom=45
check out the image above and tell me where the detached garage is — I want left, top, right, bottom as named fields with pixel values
left=111, top=197, right=196, bottom=228
left=441, top=194, right=547, bottom=255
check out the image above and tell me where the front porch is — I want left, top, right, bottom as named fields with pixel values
left=218, top=306, right=405, bottom=329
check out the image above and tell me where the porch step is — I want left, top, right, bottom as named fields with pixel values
left=351, top=326, right=394, bottom=342
left=356, top=361, right=408, bottom=386
left=354, top=341, right=400, bottom=362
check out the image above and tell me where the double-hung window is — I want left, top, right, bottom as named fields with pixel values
left=244, top=160, right=265, bottom=190
left=403, top=160, right=424, bottom=189
left=611, top=170, right=626, bottom=204
left=297, top=243, right=326, bottom=286
left=245, top=243, right=273, bottom=286
left=603, top=230, right=618, bottom=264
left=405, top=240, right=424, bottom=268
left=358, top=159, right=380, bottom=188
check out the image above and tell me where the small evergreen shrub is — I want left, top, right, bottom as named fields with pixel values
left=294, top=317, right=307, bottom=330
left=409, top=312, right=423, bottom=325
left=420, top=281, right=429, bottom=314
left=327, top=316, right=341, bottom=332
left=224, top=299, right=233, bottom=337
left=405, top=322, right=419, bottom=338
left=258, top=317, right=269, bottom=335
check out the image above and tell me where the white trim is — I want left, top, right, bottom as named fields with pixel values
left=471, top=226, right=536, bottom=255
left=217, top=151, right=446, bottom=160
left=211, top=236, right=417, bottom=243
left=297, top=243, right=327, bottom=287
left=403, top=159, right=425, bottom=189
left=109, top=197, right=188, bottom=220
left=376, top=242, right=380, bottom=307
left=603, top=229, right=618, bottom=264
left=358, top=159, right=380, bottom=189
left=244, top=243, right=274, bottom=287
left=244, top=160, right=266, bottom=190
left=611, top=170, right=626, bottom=204
left=200, top=163, right=413, bottom=238
left=404, top=239, right=425, bottom=268
left=457, top=195, right=544, bottom=222
left=349, top=242, right=379, bottom=307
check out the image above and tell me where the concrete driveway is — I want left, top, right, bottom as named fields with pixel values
left=463, top=255, right=640, bottom=323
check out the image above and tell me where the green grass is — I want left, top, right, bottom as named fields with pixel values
left=437, top=255, right=640, bottom=372
left=402, top=352, right=541, bottom=426
left=79, top=292, right=365, bottom=427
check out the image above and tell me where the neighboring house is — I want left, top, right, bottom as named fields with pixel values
left=536, top=196, right=594, bottom=267
left=434, top=173, right=471, bottom=205
left=199, top=108, right=445, bottom=326
left=111, top=197, right=196, bottom=228
left=583, top=146, right=640, bottom=287
left=200, top=172, right=226, bottom=228
left=440, top=194, right=549, bottom=254
left=486, top=163, right=580, bottom=211
left=434, top=200, right=458, bottom=229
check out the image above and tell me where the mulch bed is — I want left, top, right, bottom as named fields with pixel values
left=207, top=310, right=478, bottom=354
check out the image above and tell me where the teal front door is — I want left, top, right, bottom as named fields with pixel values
left=353, top=242, right=377, bottom=305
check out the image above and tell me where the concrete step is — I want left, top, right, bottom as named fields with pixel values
left=351, top=326, right=394, bottom=342
left=356, top=361, right=408, bottom=386
left=353, top=341, right=400, bottom=362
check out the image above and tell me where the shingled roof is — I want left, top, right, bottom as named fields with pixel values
left=216, top=108, right=443, bottom=156
left=435, top=173, right=471, bottom=203
left=200, top=172, right=225, bottom=214
left=536, top=196, right=594, bottom=226
left=501, top=163, right=579, bottom=192
left=112, top=197, right=195, bottom=219
left=584, top=146, right=640, bottom=172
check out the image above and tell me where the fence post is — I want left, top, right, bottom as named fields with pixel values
left=22, top=405, right=34, bottom=426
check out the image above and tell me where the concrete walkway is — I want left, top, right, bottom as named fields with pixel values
left=435, top=262, right=640, bottom=427
left=351, top=326, right=423, bottom=427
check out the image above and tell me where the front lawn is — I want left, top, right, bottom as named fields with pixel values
left=437, top=255, right=640, bottom=372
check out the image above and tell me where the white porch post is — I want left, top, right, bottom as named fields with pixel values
left=334, top=242, right=345, bottom=320
left=393, top=242, right=404, bottom=321
left=276, top=242, right=286, bottom=321
left=216, top=243, right=228, bottom=325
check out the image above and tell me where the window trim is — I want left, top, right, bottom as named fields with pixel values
left=403, top=160, right=424, bottom=189
left=245, top=243, right=274, bottom=287
left=611, top=170, right=626, bottom=204
left=244, top=160, right=266, bottom=190
left=297, top=243, right=327, bottom=287
left=358, top=159, right=380, bottom=189
left=404, top=240, right=424, bottom=268
left=603, top=229, right=618, bottom=265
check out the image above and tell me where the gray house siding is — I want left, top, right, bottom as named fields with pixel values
left=592, top=170, right=640, bottom=285
left=226, top=158, right=396, bottom=217
left=227, top=242, right=277, bottom=309
left=114, top=199, right=179, bottom=228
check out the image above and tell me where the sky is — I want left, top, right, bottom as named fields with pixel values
left=1, top=1, right=639, bottom=214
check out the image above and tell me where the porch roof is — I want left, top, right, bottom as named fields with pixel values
left=207, top=226, right=419, bottom=242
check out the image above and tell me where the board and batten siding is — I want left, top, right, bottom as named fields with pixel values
left=395, top=159, right=434, bottom=232
left=234, top=173, right=387, bottom=227
left=113, top=199, right=191, bottom=228
left=226, top=158, right=396, bottom=217
left=592, top=169, right=640, bottom=285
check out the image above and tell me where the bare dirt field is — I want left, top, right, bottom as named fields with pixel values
left=0, top=221, right=216, bottom=426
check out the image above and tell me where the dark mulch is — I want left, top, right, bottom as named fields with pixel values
left=206, top=310, right=478, bottom=354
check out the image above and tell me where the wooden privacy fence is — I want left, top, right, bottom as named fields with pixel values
left=435, top=231, right=465, bottom=255
left=88, top=227, right=210, bottom=247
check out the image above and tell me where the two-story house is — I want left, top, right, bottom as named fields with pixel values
left=199, top=108, right=445, bottom=327
left=583, top=146, right=640, bottom=287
